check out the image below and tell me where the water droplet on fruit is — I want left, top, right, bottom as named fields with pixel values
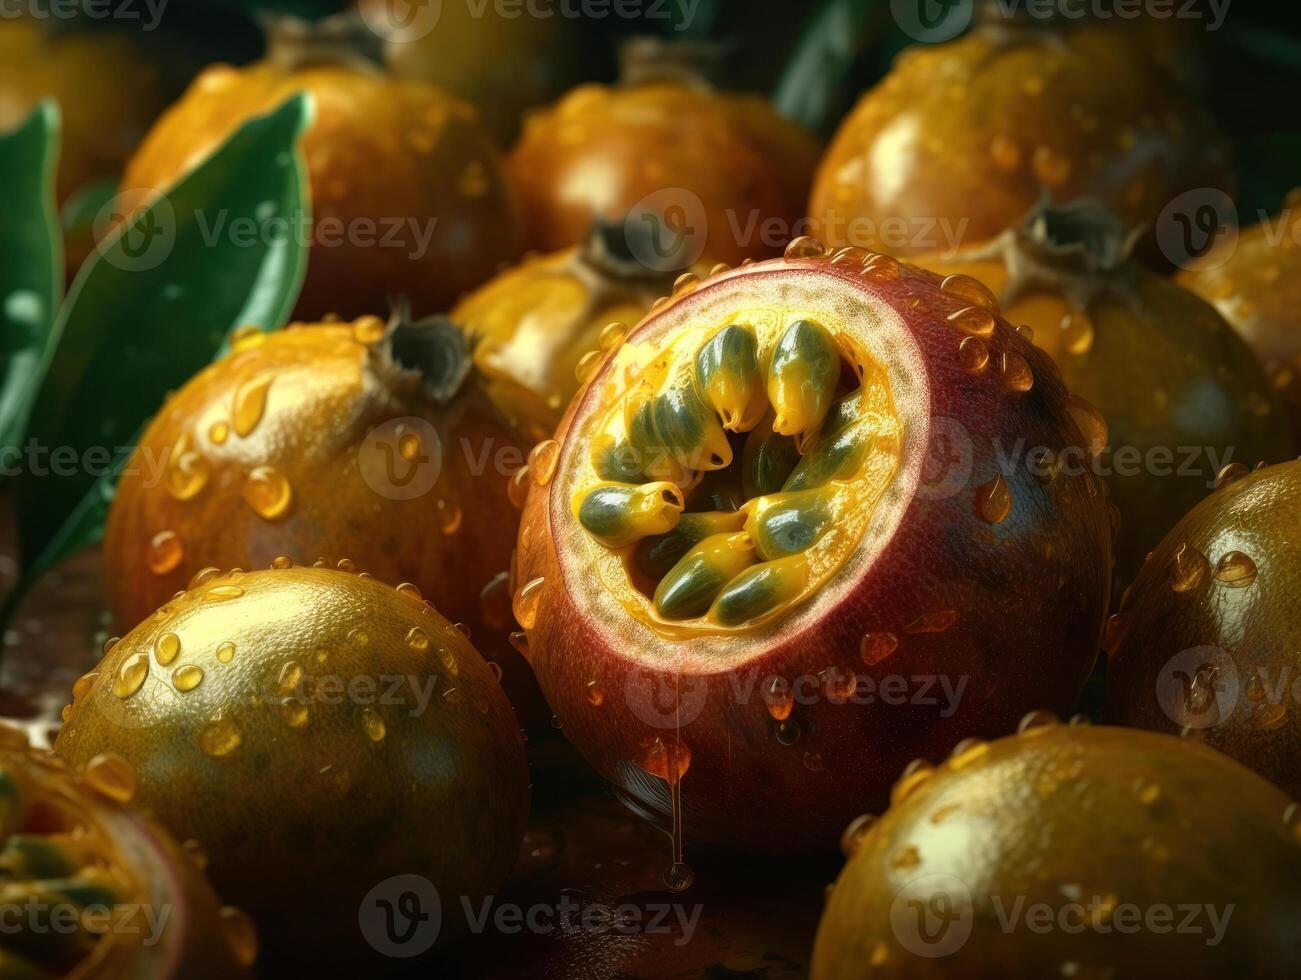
left=575, top=349, right=603, bottom=383
left=72, top=671, right=98, bottom=701
left=947, top=306, right=995, bottom=337
left=1017, top=710, right=1060, bottom=734
left=585, top=680, right=604, bottom=706
left=406, top=627, right=430, bottom=651
left=763, top=677, right=794, bottom=721
left=83, top=754, right=136, bottom=803
left=215, top=641, right=236, bottom=664
left=199, top=713, right=242, bottom=757
left=188, top=567, right=221, bottom=590
left=636, top=737, right=692, bottom=781
left=529, top=440, right=560, bottom=486
left=166, top=443, right=209, bottom=501
left=1169, top=542, right=1210, bottom=593
left=672, top=272, right=699, bottom=295
left=155, top=632, right=181, bottom=666
left=509, top=631, right=529, bottom=657
left=599, top=321, right=628, bottom=351
left=775, top=718, right=802, bottom=745
left=663, top=862, right=694, bottom=892
left=219, top=906, right=259, bottom=967
left=336, top=558, right=356, bottom=573
left=146, top=530, right=184, bottom=576
left=860, top=631, right=899, bottom=665
left=395, top=583, right=423, bottom=603
left=949, top=738, right=989, bottom=770
left=1065, top=395, right=1108, bottom=457
left=270, top=556, right=293, bottom=570
left=242, top=466, right=292, bottom=521
left=361, top=708, right=387, bottom=742
left=958, top=336, right=989, bottom=372
left=941, top=274, right=999, bottom=311
left=784, top=236, right=825, bottom=259
left=1255, top=701, right=1287, bottom=730
left=232, top=374, right=273, bottom=437
left=513, top=577, right=545, bottom=630
left=975, top=475, right=1012, bottom=524
left=1214, top=462, right=1250, bottom=489
left=891, top=760, right=934, bottom=805
left=999, top=352, right=1034, bottom=392
left=209, top=420, right=230, bottom=445
left=508, top=467, right=531, bottom=509
left=103, top=636, right=121, bottom=656
left=840, top=813, right=877, bottom=858
left=113, top=654, right=149, bottom=698
left=487, top=661, right=503, bottom=682
left=173, top=665, right=204, bottom=692
left=206, top=585, right=244, bottom=601
left=904, top=610, right=958, bottom=634
left=1214, top=551, right=1257, bottom=588
left=862, top=254, right=900, bottom=280
left=892, top=845, right=922, bottom=870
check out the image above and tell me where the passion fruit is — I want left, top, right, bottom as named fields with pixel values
left=811, top=722, right=1301, bottom=978
left=512, top=237, right=1112, bottom=857
left=121, top=15, right=523, bottom=320
left=54, top=564, right=529, bottom=967
left=1177, top=194, right=1301, bottom=435
left=452, top=220, right=702, bottom=442
left=102, top=315, right=540, bottom=722
left=1104, top=459, right=1301, bottom=799
left=808, top=6, right=1230, bottom=260
left=507, top=39, right=821, bottom=267
left=915, top=200, right=1294, bottom=592
left=0, top=734, right=253, bottom=978
left=0, top=17, right=163, bottom=203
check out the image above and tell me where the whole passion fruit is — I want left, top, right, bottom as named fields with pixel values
left=1177, top=194, right=1301, bottom=434
left=811, top=721, right=1301, bottom=978
left=808, top=6, right=1230, bottom=259
left=512, top=237, right=1112, bottom=859
left=1104, top=459, right=1301, bottom=798
left=508, top=39, right=821, bottom=267
left=102, top=315, right=539, bottom=720
left=54, top=565, right=529, bottom=967
left=121, top=15, right=522, bottom=320
left=0, top=17, right=163, bottom=203
left=452, top=220, right=703, bottom=442
left=916, top=200, right=1294, bottom=592
left=0, top=734, right=253, bottom=978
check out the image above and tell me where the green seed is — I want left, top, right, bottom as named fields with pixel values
left=0, top=836, right=76, bottom=879
left=654, top=533, right=757, bottom=620
left=767, top=318, right=840, bottom=437
left=636, top=511, right=747, bottom=579
left=696, top=324, right=763, bottom=431
left=577, top=482, right=684, bottom=549
left=590, top=435, right=644, bottom=483
left=651, top=384, right=733, bottom=473
left=746, top=489, right=835, bottom=560
left=741, top=414, right=801, bottom=498
left=785, top=419, right=873, bottom=491
left=709, top=555, right=810, bottom=626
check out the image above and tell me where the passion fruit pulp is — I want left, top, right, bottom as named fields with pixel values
left=513, top=238, right=1112, bottom=855
left=916, top=200, right=1295, bottom=592
left=812, top=721, right=1301, bottom=979
left=0, top=736, right=253, bottom=978
left=1104, top=459, right=1301, bottom=799
left=54, top=565, right=530, bottom=968
left=808, top=6, right=1230, bottom=261
left=121, top=16, right=523, bottom=320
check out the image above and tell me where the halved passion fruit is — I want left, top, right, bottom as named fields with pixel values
left=513, top=239, right=1112, bottom=857
left=0, top=735, right=252, bottom=978
left=813, top=721, right=1301, bottom=978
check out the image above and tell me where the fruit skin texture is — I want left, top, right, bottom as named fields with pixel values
left=0, top=19, right=163, bottom=203
left=514, top=243, right=1112, bottom=855
left=808, top=19, right=1230, bottom=259
left=1177, top=204, right=1301, bottom=435
left=507, top=78, right=820, bottom=266
left=55, top=566, right=529, bottom=967
left=1104, top=460, right=1301, bottom=799
left=811, top=723, right=1301, bottom=979
left=917, top=220, right=1294, bottom=594
left=122, top=57, right=523, bottom=320
left=0, top=738, right=251, bottom=978
left=102, top=320, right=539, bottom=720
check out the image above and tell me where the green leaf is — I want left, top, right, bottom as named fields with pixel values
left=0, top=101, right=63, bottom=455
left=13, top=92, right=313, bottom=584
left=773, top=0, right=882, bottom=134
left=1234, top=133, right=1301, bottom=223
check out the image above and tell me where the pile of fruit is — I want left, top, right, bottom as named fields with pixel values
left=2, top=1, right=1301, bottom=976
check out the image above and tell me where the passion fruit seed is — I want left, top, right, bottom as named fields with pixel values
left=573, top=305, right=903, bottom=629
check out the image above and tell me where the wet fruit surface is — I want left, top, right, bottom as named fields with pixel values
left=514, top=238, right=1111, bottom=855
left=1178, top=197, right=1301, bottom=435
left=1104, top=459, right=1301, bottom=799
left=0, top=735, right=250, bottom=978
left=121, top=22, right=523, bottom=319
left=452, top=222, right=690, bottom=442
left=812, top=722, right=1301, bottom=979
left=101, top=317, right=542, bottom=722
left=808, top=12, right=1230, bottom=259
left=508, top=41, right=820, bottom=267
left=917, top=202, right=1294, bottom=591
left=54, top=565, right=529, bottom=966
left=0, top=18, right=163, bottom=203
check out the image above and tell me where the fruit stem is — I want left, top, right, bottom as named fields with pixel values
left=618, top=37, right=721, bottom=89
left=579, top=218, right=679, bottom=285
left=382, top=303, right=473, bottom=405
left=261, top=12, right=383, bottom=75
